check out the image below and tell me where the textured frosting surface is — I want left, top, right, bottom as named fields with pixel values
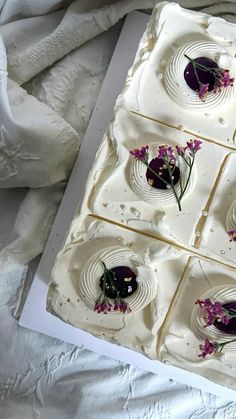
left=118, top=2, right=236, bottom=146
left=48, top=2, right=236, bottom=390
left=199, top=153, right=236, bottom=265
left=89, top=108, right=229, bottom=248
left=160, top=257, right=236, bottom=390
left=48, top=216, right=187, bottom=359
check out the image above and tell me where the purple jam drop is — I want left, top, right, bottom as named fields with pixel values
left=184, top=57, right=218, bottom=92
left=146, top=157, right=180, bottom=190
left=214, top=301, right=236, bottom=335
left=100, top=266, right=137, bottom=299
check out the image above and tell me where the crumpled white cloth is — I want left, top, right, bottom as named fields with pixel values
left=1, top=1, right=236, bottom=418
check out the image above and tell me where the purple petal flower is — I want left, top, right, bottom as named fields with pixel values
left=186, top=139, right=202, bottom=155
left=195, top=298, right=230, bottom=326
left=199, top=338, right=217, bottom=358
left=228, top=229, right=236, bottom=242
left=114, top=298, right=131, bottom=313
left=198, top=83, right=209, bottom=101
left=216, top=70, right=234, bottom=90
left=94, top=298, right=113, bottom=314
left=176, top=145, right=187, bottom=157
left=130, top=146, right=149, bottom=163
left=157, top=145, right=176, bottom=163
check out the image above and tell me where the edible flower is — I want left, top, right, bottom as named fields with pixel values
left=184, top=54, right=234, bottom=102
left=215, top=69, right=234, bottom=90
left=130, top=139, right=202, bottom=212
left=228, top=229, right=236, bottom=242
left=157, top=145, right=176, bottom=163
left=199, top=83, right=209, bottom=101
left=130, top=145, right=149, bottom=164
left=94, top=262, right=131, bottom=314
left=199, top=337, right=236, bottom=358
left=114, top=298, right=131, bottom=313
left=186, top=139, right=202, bottom=155
left=195, top=298, right=230, bottom=327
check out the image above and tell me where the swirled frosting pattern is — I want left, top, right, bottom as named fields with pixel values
left=79, top=245, right=157, bottom=314
left=164, top=41, right=236, bottom=111
left=191, top=285, right=236, bottom=352
left=130, top=142, right=197, bottom=206
left=226, top=199, right=236, bottom=232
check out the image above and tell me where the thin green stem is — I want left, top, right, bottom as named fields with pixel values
left=102, top=261, right=108, bottom=298
left=192, top=62, right=201, bottom=86
left=144, top=159, right=182, bottom=211
left=179, top=156, right=194, bottom=201
left=225, top=309, right=236, bottom=318
left=182, top=155, right=191, bottom=167
left=166, top=162, right=182, bottom=211
left=184, top=54, right=222, bottom=82
left=185, top=54, right=220, bottom=72
left=102, top=261, right=119, bottom=299
left=144, top=162, right=169, bottom=186
left=218, top=339, right=236, bottom=352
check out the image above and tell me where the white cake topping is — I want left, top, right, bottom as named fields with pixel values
left=118, top=2, right=236, bottom=146
left=48, top=2, right=236, bottom=390
left=160, top=258, right=236, bottom=390
left=48, top=216, right=187, bottom=359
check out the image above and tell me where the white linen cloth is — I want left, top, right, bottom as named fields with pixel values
left=1, top=1, right=236, bottom=417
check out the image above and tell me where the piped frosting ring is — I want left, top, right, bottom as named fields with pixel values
left=191, top=285, right=236, bottom=352
left=79, top=245, right=157, bottom=314
left=226, top=199, right=236, bottom=232
left=164, top=41, right=236, bottom=111
left=130, top=142, right=197, bottom=206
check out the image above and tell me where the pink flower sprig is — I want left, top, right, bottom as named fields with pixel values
left=176, top=139, right=202, bottom=157
left=215, top=70, right=234, bottom=91
left=157, top=145, right=176, bottom=163
left=94, top=296, right=113, bottom=314
left=94, top=261, right=131, bottom=315
left=199, top=83, right=209, bottom=101
left=129, top=139, right=202, bottom=211
left=199, top=337, right=236, bottom=358
left=228, top=229, right=236, bottom=242
left=114, top=298, right=131, bottom=313
left=186, top=139, right=202, bottom=155
left=130, top=145, right=149, bottom=164
left=195, top=298, right=230, bottom=327
left=184, top=54, right=234, bottom=102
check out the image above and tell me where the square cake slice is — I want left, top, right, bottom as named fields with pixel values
left=159, top=256, right=236, bottom=390
left=82, top=107, right=229, bottom=250
left=118, top=2, right=236, bottom=147
left=47, top=215, right=188, bottom=359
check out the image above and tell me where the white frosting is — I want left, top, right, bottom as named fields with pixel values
left=199, top=153, right=236, bottom=265
left=89, top=108, right=228, bottom=248
left=48, top=2, right=236, bottom=391
left=118, top=2, right=236, bottom=146
left=160, top=257, right=236, bottom=390
left=164, top=41, right=236, bottom=111
left=48, top=216, right=187, bottom=359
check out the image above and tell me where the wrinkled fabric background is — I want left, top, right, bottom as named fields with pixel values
left=1, top=1, right=236, bottom=418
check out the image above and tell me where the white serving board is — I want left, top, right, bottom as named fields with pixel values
left=19, top=11, right=236, bottom=400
